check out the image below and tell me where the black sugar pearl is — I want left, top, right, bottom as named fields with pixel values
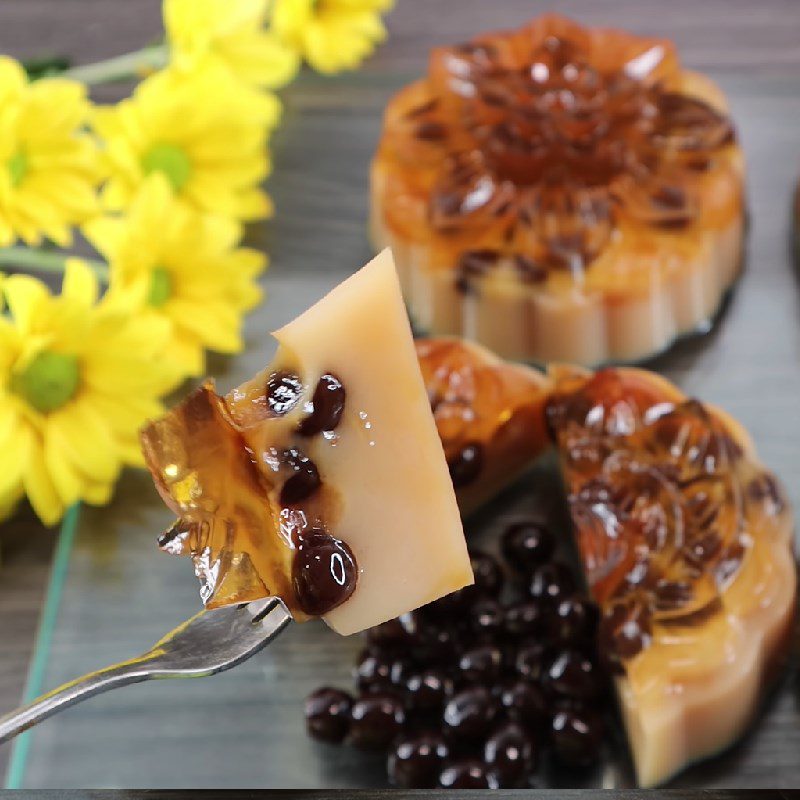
left=292, top=528, right=357, bottom=615
left=405, top=668, right=454, bottom=713
left=429, top=628, right=462, bottom=664
left=448, top=442, right=484, bottom=487
left=279, top=448, right=321, bottom=506
left=543, top=650, right=601, bottom=700
left=527, top=561, right=576, bottom=604
left=266, top=370, right=304, bottom=416
left=470, top=550, right=504, bottom=597
left=438, top=759, right=498, bottom=789
left=484, top=722, right=537, bottom=788
left=499, top=680, right=548, bottom=733
left=365, top=617, right=409, bottom=649
left=470, top=598, right=505, bottom=639
left=353, top=649, right=394, bottom=693
left=515, top=641, right=551, bottom=681
left=442, top=686, right=497, bottom=740
left=549, top=596, right=599, bottom=645
left=389, top=732, right=450, bottom=789
left=503, top=601, right=544, bottom=638
left=550, top=709, right=604, bottom=767
left=349, top=693, right=406, bottom=750
left=304, top=687, right=353, bottom=743
left=397, top=609, right=426, bottom=641
left=298, top=373, right=345, bottom=435
left=501, top=521, right=555, bottom=569
left=458, top=644, right=503, bottom=684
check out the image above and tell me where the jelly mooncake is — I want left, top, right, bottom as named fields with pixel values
left=547, top=366, right=796, bottom=785
left=416, top=337, right=551, bottom=514
left=371, top=15, right=745, bottom=366
left=141, top=250, right=472, bottom=635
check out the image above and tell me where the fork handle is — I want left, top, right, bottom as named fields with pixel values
left=0, top=659, right=153, bottom=745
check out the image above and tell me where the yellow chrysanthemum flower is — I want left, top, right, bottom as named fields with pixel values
left=271, top=0, right=394, bottom=74
left=85, top=175, right=266, bottom=379
left=164, top=0, right=300, bottom=89
left=0, top=56, right=100, bottom=247
left=92, top=65, right=278, bottom=221
left=0, top=259, right=180, bottom=526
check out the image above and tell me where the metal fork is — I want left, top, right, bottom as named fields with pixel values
left=0, top=597, right=293, bottom=744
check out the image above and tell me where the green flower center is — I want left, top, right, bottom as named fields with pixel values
left=141, top=143, right=191, bottom=192
left=11, top=350, right=80, bottom=414
left=147, top=267, right=172, bottom=307
left=7, top=151, right=28, bottom=187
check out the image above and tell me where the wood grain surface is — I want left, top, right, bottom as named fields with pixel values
left=2, top=0, right=800, bottom=790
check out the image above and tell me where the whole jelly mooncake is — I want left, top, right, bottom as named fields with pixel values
left=546, top=365, right=796, bottom=786
left=371, top=15, right=745, bottom=366
left=141, top=250, right=473, bottom=635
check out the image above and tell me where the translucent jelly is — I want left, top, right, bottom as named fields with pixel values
left=142, top=251, right=472, bottom=634
left=547, top=366, right=796, bottom=786
left=371, top=15, right=744, bottom=365
left=416, top=337, right=551, bottom=514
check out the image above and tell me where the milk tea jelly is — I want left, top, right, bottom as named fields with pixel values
left=371, top=14, right=744, bottom=365
left=142, top=250, right=473, bottom=635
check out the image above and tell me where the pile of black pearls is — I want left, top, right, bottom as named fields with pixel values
left=304, top=520, right=612, bottom=788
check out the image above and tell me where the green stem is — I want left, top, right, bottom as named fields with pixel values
left=0, top=246, right=108, bottom=281
left=63, top=45, right=168, bottom=85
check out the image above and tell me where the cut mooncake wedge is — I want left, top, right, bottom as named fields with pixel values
left=371, top=14, right=744, bottom=366
left=546, top=365, right=796, bottom=786
left=141, top=249, right=472, bottom=635
left=415, top=337, right=551, bottom=514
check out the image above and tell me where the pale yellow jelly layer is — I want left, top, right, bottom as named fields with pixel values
left=371, top=184, right=744, bottom=367
left=261, top=250, right=472, bottom=635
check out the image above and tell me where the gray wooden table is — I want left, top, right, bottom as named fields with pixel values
left=2, top=0, right=800, bottom=789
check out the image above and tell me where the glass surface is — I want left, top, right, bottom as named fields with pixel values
left=8, top=69, right=800, bottom=789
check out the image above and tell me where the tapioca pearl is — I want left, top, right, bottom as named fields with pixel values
left=484, top=722, right=537, bottom=788
left=354, top=648, right=395, bottom=693
left=470, top=550, right=504, bottom=596
left=527, top=561, right=576, bottom=604
left=442, top=686, right=497, bottom=740
left=405, top=668, right=454, bottom=713
left=292, top=528, right=358, bottom=615
left=550, top=708, right=604, bottom=767
left=499, top=680, right=548, bottom=733
left=304, top=687, right=353, bottom=743
left=279, top=448, right=321, bottom=506
left=457, top=644, right=503, bottom=684
left=503, top=600, right=544, bottom=639
left=501, top=521, right=555, bottom=569
left=389, top=732, right=450, bottom=789
left=447, top=442, right=483, bottom=487
left=298, top=373, right=345, bottom=435
left=548, top=595, right=599, bottom=645
left=470, top=598, right=505, bottom=640
left=514, top=641, right=551, bottom=681
left=598, top=597, right=652, bottom=665
left=266, top=370, right=304, bottom=416
left=543, top=650, right=602, bottom=700
left=349, top=692, right=406, bottom=749
left=438, top=759, right=498, bottom=789
left=364, top=617, right=410, bottom=649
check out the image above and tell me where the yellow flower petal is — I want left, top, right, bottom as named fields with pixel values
left=62, top=258, right=100, bottom=308
left=0, top=57, right=100, bottom=247
left=48, top=402, right=119, bottom=483
left=23, top=436, right=64, bottom=527
left=3, top=273, right=49, bottom=334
